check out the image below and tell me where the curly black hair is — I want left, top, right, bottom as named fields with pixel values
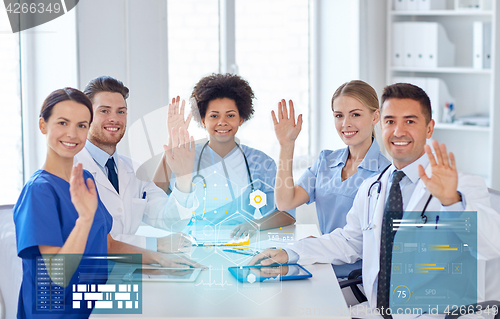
left=191, top=73, right=255, bottom=124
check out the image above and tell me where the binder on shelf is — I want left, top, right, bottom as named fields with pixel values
left=403, top=22, right=419, bottom=67
left=426, top=77, right=455, bottom=123
left=483, top=22, right=492, bottom=68
left=418, top=0, right=446, bottom=10
left=473, top=21, right=483, bottom=69
left=414, top=23, right=428, bottom=67
left=473, top=21, right=492, bottom=69
left=392, top=22, right=405, bottom=67
left=424, top=22, right=455, bottom=68
left=394, top=0, right=407, bottom=11
left=392, top=22, right=455, bottom=68
left=391, top=76, right=455, bottom=124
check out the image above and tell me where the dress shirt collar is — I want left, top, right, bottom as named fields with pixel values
left=85, top=140, right=119, bottom=170
left=389, top=152, right=429, bottom=184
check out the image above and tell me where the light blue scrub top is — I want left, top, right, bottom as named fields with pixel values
left=14, top=169, right=112, bottom=319
left=296, top=139, right=390, bottom=277
left=171, top=142, right=295, bottom=225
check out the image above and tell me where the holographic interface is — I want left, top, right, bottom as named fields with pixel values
left=389, top=211, right=477, bottom=315
left=34, top=254, right=142, bottom=315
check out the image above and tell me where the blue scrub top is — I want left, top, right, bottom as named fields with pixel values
left=171, top=142, right=295, bottom=224
left=14, top=169, right=112, bottom=319
left=296, top=139, right=390, bottom=277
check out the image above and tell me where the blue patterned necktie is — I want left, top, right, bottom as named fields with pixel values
left=105, top=157, right=119, bottom=193
left=377, top=170, right=406, bottom=319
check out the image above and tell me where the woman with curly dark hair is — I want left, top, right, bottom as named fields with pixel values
left=165, top=73, right=296, bottom=242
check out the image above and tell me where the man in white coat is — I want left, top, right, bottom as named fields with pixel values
left=251, top=83, right=500, bottom=318
left=75, top=76, right=195, bottom=254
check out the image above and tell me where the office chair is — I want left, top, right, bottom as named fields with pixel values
left=339, top=188, right=500, bottom=317
left=339, top=268, right=366, bottom=303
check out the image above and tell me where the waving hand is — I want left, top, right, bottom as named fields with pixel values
left=167, top=96, right=192, bottom=132
left=418, top=140, right=461, bottom=206
left=271, top=99, right=303, bottom=146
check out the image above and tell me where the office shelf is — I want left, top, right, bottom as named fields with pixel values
left=387, top=0, right=500, bottom=188
left=391, top=66, right=492, bottom=74
left=390, top=10, right=493, bottom=16
left=434, top=123, right=490, bottom=132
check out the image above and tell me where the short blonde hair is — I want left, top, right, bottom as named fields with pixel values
left=331, top=80, right=379, bottom=137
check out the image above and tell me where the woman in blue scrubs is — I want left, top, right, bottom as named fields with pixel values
left=165, top=74, right=296, bottom=240
left=13, top=88, right=112, bottom=318
left=273, top=80, right=390, bottom=277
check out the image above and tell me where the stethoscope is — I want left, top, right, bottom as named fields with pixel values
left=191, top=141, right=254, bottom=220
left=364, top=165, right=433, bottom=230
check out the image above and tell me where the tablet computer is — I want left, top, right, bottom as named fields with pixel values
left=228, top=264, right=312, bottom=282
left=123, top=266, right=201, bottom=282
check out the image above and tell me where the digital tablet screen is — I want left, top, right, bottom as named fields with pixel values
left=123, top=267, right=201, bottom=282
left=228, top=264, right=312, bottom=282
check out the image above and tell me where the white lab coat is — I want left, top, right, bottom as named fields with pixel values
left=75, top=148, right=192, bottom=249
left=288, top=163, right=500, bottom=311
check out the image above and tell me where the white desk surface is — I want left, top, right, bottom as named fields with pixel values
left=92, top=224, right=351, bottom=319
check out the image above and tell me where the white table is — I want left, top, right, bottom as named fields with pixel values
left=92, top=225, right=351, bottom=319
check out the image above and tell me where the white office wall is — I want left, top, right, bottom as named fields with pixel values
left=359, top=0, right=387, bottom=155
left=311, top=0, right=360, bottom=158
left=76, top=0, right=128, bottom=87
left=21, top=9, right=79, bottom=180
left=359, top=0, right=387, bottom=97
left=311, top=0, right=386, bottom=158
left=0, top=10, right=23, bottom=205
left=74, top=0, right=388, bottom=160
left=76, top=0, right=170, bottom=161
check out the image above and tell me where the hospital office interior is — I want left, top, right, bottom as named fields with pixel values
left=0, top=0, right=499, bottom=312
left=3, top=0, right=499, bottom=209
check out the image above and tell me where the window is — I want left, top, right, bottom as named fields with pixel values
left=0, top=9, right=23, bottom=205
left=167, top=0, right=219, bottom=139
left=167, top=0, right=310, bottom=160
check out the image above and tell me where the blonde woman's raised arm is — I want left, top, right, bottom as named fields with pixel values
left=272, top=99, right=310, bottom=211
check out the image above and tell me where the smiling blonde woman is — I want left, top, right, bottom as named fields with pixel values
left=273, top=80, right=390, bottom=277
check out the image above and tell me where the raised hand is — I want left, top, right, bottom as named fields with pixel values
left=271, top=99, right=303, bottom=146
left=163, top=127, right=195, bottom=193
left=167, top=96, right=192, bottom=133
left=69, top=163, right=98, bottom=223
left=418, top=140, right=461, bottom=206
